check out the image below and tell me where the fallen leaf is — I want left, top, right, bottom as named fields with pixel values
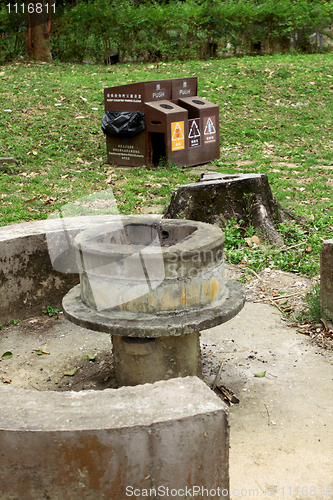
left=35, top=349, right=50, bottom=355
left=87, top=353, right=96, bottom=361
left=1, top=351, right=13, bottom=360
left=297, top=328, right=309, bottom=334
left=251, top=235, right=261, bottom=245
left=2, top=378, right=11, bottom=384
left=244, top=237, right=253, bottom=247
left=64, top=367, right=78, bottom=376
left=254, top=371, right=266, bottom=378
left=32, top=150, right=38, bottom=156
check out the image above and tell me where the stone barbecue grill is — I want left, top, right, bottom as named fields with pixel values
left=63, top=215, right=245, bottom=385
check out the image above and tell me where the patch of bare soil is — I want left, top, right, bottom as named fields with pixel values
left=0, top=314, right=118, bottom=391
left=0, top=314, right=231, bottom=400
left=226, top=263, right=312, bottom=314
left=226, top=263, right=333, bottom=351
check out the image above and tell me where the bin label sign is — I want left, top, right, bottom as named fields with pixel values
left=188, top=119, right=201, bottom=148
left=171, top=121, right=185, bottom=151
left=203, top=116, right=216, bottom=144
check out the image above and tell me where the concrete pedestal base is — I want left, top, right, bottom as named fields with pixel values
left=112, top=331, right=202, bottom=386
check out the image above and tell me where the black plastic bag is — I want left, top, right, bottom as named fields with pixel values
left=101, top=111, right=145, bottom=138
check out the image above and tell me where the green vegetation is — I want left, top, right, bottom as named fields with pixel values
left=0, top=319, right=20, bottom=329
left=1, top=0, right=333, bottom=63
left=1, top=53, right=333, bottom=278
left=300, top=282, right=322, bottom=322
left=224, top=217, right=332, bottom=277
left=43, top=305, right=60, bottom=317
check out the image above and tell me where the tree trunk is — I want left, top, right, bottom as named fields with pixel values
left=27, top=0, right=52, bottom=61
left=163, top=172, right=307, bottom=246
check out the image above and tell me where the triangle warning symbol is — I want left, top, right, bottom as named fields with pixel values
left=189, top=120, right=200, bottom=138
left=204, top=117, right=216, bottom=135
left=172, top=123, right=184, bottom=141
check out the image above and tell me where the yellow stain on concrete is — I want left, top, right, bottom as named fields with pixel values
left=209, top=278, right=218, bottom=301
left=181, top=288, right=186, bottom=307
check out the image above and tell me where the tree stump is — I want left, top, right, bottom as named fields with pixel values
left=163, top=172, right=306, bottom=245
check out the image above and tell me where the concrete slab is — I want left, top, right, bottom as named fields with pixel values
left=201, top=302, right=333, bottom=500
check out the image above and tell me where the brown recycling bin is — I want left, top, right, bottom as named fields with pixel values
left=178, top=96, right=220, bottom=165
left=103, top=77, right=219, bottom=168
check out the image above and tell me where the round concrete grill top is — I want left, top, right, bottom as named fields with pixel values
left=63, top=216, right=245, bottom=337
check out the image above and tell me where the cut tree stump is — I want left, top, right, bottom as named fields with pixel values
left=163, top=172, right=307, bottom=245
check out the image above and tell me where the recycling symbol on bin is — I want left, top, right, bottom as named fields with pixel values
left=203, top=116, right=216, bottom=144
left=172, top=122, right=184, bottom=140
left=204, top=117, right=216, bottom=135
left=171, top=121, right=185, bottom=151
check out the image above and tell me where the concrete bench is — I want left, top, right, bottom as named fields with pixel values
left=0, top=377, right=229, bottom=500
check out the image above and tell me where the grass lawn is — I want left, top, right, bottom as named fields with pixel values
left=1, top=53, right=333, bottom=278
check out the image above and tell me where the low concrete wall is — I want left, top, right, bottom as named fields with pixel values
left=320, top=239, right=333, bottom=320
left=0, top=377, right=229, bottom=500
left=0, top=217, right=117, bottom=325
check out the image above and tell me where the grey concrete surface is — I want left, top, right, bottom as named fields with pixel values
left=201, top=302, right=333, bottom=500
left=63, top=277, right=245, bottom=337
left=112, top=330, right=202, bottom=385
left=0, top=377, right=229, bottom=500
left=63, top=215, right=245, bottom=337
